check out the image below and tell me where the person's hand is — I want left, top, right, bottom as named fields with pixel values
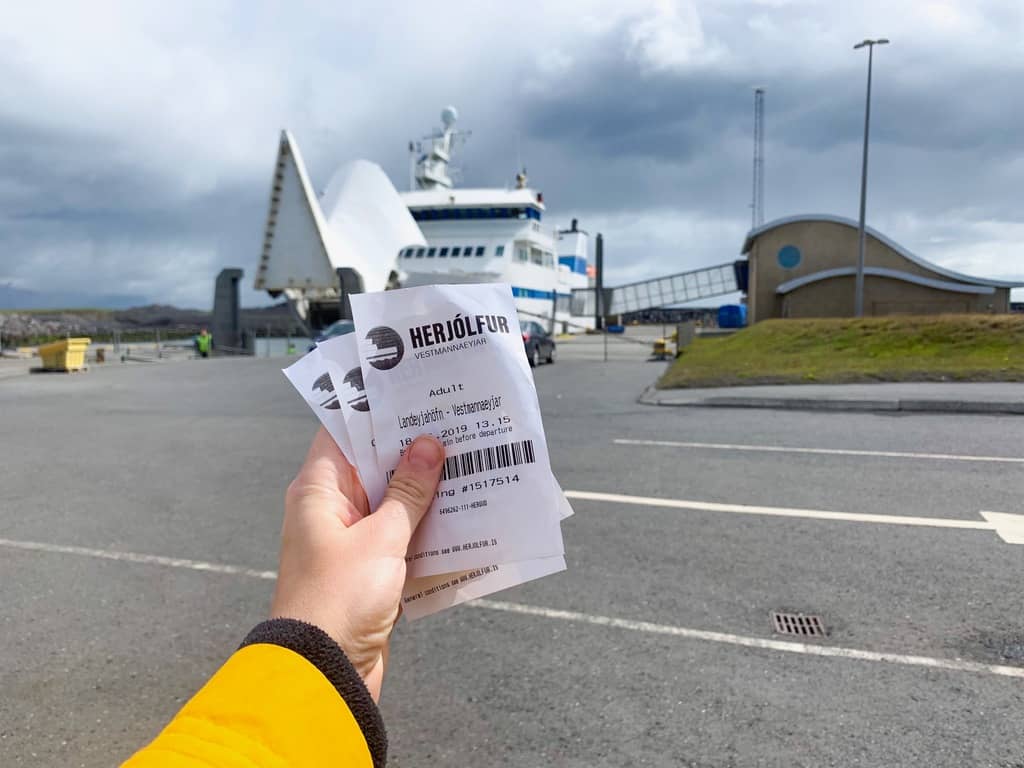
left=270, top=427, right=444, bottom=700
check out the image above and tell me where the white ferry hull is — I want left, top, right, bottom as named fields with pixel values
left=398, top=260, right=589, bottom=333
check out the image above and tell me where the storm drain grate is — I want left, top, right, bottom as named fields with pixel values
left=1000, top=642, right=1024, bottom=663
left=771, top=612, right=827, bottom=638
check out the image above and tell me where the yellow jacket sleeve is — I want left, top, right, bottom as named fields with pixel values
left=123, top=619, right=386, bottom=768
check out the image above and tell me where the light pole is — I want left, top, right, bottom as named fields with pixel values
left=853, top=37, right=889, bottom=317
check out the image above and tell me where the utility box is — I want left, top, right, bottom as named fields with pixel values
left=717, top=304, right=748, bottom=329
left=675, top=321, right=696, bottom=349
left=38, top=338, right=91, bottom=372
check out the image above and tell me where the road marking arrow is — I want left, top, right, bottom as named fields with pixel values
left=980, top=511, right=1024, bottom=544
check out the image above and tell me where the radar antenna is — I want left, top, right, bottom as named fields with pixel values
left=410, top=106, right=471, bottom=190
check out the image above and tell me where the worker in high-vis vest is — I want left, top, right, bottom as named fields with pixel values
left=195, top=328, right=212, bottom=358
left=123, top=429, right=446, bottom=768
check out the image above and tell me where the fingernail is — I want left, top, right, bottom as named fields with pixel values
left=408, top=436, right=443, bottom=470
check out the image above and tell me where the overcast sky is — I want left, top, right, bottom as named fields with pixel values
left=2, top=0, right=1023, bottom=308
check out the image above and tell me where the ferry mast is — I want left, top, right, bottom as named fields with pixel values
left=408, top=106, right=471, bottom=191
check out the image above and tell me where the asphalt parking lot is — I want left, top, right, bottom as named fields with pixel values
left=1, top=339, right=1022, bottom=767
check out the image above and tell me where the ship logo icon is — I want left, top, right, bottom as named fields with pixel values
left=312, top=372, right=341, bottom=410
left=342, top=367, right=370, bottom=412
left=365, top=326, right=404, bottom=371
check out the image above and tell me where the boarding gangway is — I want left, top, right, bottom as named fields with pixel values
left=571, top=262, right=741, bottom=317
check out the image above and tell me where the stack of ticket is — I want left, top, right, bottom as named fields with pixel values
left=284, top=282, right=570, bottom=619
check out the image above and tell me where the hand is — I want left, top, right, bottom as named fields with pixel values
left=270, top=427, right=444, bottom=700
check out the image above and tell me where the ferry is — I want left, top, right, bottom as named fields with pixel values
left=392, top=107, right=592, bottom=332
left=254, top=107, right=593, bottom=334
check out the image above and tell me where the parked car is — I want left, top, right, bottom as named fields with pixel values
left=521, top=321, right=556, bottom=367
left=308, top=319, right=355, bottom=351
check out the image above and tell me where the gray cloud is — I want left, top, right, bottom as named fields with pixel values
left=1, top=0, right=1022, bottom=308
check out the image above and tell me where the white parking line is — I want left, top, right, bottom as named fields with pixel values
left=2, top=535, right=1022, bottom=679
left=472, top=599, right=1024, bottom=679
left=564, top=490, right=983, bottom=529
left=614, top=438, right=1024, bottom=464
left=566, top=490, right=1024, bottom=544
left=0, top=537, right=278, bottom=580
left=563, top=490, right=1024, bottom=544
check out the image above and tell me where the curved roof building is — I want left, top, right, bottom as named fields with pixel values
left=741, top=214, right=1022, bottom=323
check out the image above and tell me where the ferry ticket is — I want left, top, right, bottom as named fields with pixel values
left=284, top=341, right=570, bottom=619
left=282, top=347, right=357, bottom=469
left=401, top=555, right=566, bottom=621
left=351, top=282, right=565, bottom=578
left=282, top=356, right=566, bottom=619
left=317, top=334, right=388, bottom=509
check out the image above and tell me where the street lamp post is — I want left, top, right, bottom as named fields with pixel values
left=853, top=38, right=889, bottom=318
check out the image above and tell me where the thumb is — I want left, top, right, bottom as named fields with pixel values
left=368, top=435, right=445, bottom=556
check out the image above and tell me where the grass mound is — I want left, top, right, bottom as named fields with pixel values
left=658, top=315, right=1024, bottom=389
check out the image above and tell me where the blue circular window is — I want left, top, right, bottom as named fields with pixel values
left=777, top=245, right=801, bottom=269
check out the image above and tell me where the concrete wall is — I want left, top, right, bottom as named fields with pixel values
left=748, top=220, right=1010, bottom=322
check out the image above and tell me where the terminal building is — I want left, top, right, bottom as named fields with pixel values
left=741, top=214, right=1022, bottom=323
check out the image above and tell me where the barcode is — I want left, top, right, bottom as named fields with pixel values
left=442, top=438, right=535, bottom=480
left=388, top=439, right=536, bottom=482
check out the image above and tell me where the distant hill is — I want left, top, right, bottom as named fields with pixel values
left=0, top=302, right=296, bottom=345
left=0, top=283, right=150, bottom=310
left=112, top=303, right=293, bottom=328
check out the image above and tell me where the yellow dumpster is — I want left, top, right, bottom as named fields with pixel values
left=652, top=338, right=670, bottom=359
left=38, top=338, right=91, bottom=372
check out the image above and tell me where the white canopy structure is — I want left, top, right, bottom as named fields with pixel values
left=254, top=131, right=425, bottom=329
